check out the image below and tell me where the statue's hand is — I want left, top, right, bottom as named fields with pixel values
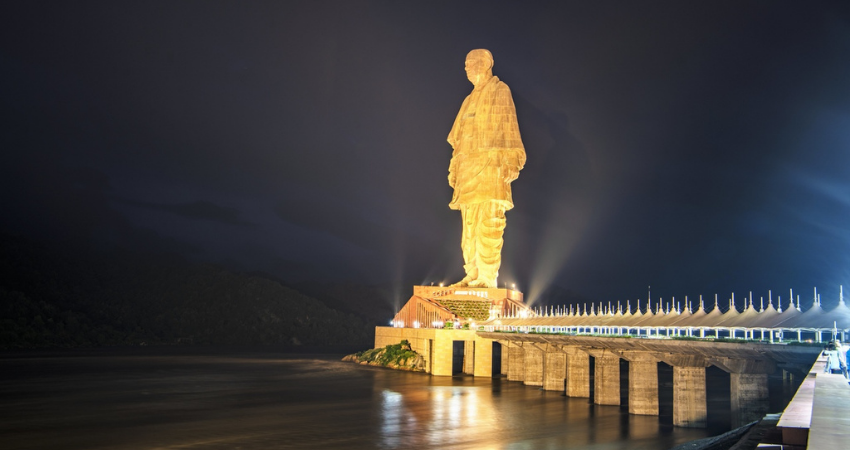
left=448, top=172, right=456, bottom=188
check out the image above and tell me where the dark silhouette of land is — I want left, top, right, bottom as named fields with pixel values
left=0, top=234, right=374, bottom=349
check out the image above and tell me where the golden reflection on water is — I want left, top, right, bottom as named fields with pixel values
left=0, top=354, right=714, bottom=450
left=382, top=386, right=499, bottom=449
left=374, top=373, right=708, bottom=450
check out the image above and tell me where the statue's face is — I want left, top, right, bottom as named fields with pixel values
left=465, top=54, right=490, bottom=86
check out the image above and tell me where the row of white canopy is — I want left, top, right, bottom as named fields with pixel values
left=486, top=296, right=850, bottom=330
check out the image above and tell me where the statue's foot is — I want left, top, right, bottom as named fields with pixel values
left=450, top=274, right=476, bottom=287
left=468, top=279, right=493, bottom=288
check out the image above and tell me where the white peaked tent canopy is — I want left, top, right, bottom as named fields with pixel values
left=486, top=287, right=850, bottom=341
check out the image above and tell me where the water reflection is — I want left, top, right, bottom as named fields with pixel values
left=375, top=373, right=708, bottom=449
left=0, top=353, right=712, bottom=450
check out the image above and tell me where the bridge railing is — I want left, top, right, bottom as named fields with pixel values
left=481, top=323, right=845, bottom=345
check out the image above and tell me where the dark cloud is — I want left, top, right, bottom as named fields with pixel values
left=119, top=199, right=255, bottom=227
left=2, top=1, right=850, bottom=304
left=272, top=198, right=388, bottom=252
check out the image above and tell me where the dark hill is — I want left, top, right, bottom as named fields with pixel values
left=293, top=281, right=397, bottom=327
left=0, top=235, right=373, bottom=349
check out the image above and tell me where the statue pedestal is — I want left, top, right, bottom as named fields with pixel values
left=391, top=285, right=526, bottom=329
left=413, top=285, right=522, bottom=302
left=379, top=285, right=528, bottom=377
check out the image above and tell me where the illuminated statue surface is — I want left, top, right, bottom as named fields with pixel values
left=448, top=49, right=525, bottom=288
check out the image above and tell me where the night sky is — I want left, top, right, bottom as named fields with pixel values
left=3, top=1, right=850, bottom=307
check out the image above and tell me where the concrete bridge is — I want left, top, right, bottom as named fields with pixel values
left=478, top=332, right=820, bottom=428
left=375, top=325, right=821, bottom=428
left=379, top=285, right=845, bottom=431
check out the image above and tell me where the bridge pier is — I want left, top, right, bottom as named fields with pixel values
left=674, top=366, right=707, bottom=428
left=587, top=349, right=621, bottom=405
left=523, top=345, right=544, bottom=386
left=564, top=346, right=590, bottom=398
left=472, top=339, right=493, bottom=377
left=731, top=373, right=769, bottom=426
left=622, top=352, right=659, bottom=415
left=713, top=358, right=775, bottom=427
left=507, top=344, right=525, bottom=382
left=464, top=341, right=475, bottom=375
left=543, top=346, right=567, bottom=391
left=662, top=355, right=709, bottom=428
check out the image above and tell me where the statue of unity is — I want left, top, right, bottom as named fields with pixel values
left=447, top=49, right=525, bottom=288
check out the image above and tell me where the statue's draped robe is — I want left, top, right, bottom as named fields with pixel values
left=447, top=75, right=525, bottom=287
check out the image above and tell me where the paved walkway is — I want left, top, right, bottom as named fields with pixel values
left=807, top=370, right=850, bottom=449
left=774, top=353, right=850, bottom=449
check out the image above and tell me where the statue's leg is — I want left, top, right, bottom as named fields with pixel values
left=451, top=204, right=478, bottom=287
left=468, top=201, right=505, bottom=288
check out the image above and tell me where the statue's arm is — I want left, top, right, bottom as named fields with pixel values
left=494, top=84, right=525, bottom=182
left=447, top=95, right=471, bottom=150
left=447, top=96, right=471, bottom=187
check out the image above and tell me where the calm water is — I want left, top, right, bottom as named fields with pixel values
left=0, top=351, right=717, bottom=449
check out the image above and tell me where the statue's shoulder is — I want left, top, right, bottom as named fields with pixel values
left=492, top=77, right=512, bottom=94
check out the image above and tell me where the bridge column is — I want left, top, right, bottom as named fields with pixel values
left=586, top=349, right=621, bottom=405
left=674, top=367, right=707, bottom=428
left=523, top=345, right=544, bottom=386
left=712, top=358, right=775, bottom=427
left=731, top=373, right=768, bottom=425
left=543, top=345, right=567, bottom=391
left=662, top=355, right=709, bottom=428
left=564, top=346, right=590, bottom=398
left=464, top=341, right=475, bottom=375
left=622, top=351, right=659, bottom=415
left=507, top=344, right=525, bottom=382
left=472, top=336, right=493, bottom=377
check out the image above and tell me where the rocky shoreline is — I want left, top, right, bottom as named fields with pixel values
left=343, top=340, right=426, bottom=372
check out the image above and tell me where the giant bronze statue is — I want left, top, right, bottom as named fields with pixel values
left=448, top=49, right=525, bottom=288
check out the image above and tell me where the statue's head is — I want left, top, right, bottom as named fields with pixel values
left=465, top=49, right=494, bottom=87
